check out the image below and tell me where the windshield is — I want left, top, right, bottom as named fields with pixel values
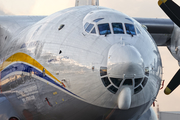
left=84, top=22, right=89, bottom=29
left=98, top=23, right=111, bottom=35
left=136, top=27, right=141, bottom=34
left=85, top=24, right=94, bottom=33
left=125, top=23, right=136, bottom=35
left=112, top=23, right=124, bottom=34
left=91, top=28, right=96, bottom=34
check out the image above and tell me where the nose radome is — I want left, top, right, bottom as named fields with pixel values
left=107, top=43, right=144, bottom=78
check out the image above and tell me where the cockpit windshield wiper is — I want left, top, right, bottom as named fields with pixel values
left=129, top=31, right=133, bottom=37
left=127, top=27, right=133, bottom=37
left=105, top=30, right=109, bottom=37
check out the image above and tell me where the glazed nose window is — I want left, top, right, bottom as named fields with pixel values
left=123, top=79, right=133, bottom=85
left=110, top=78, right=123, bottom=87
left=98, top=23, right=111, bottom=35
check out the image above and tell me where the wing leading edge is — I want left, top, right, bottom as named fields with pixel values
left=135, top=18, right=174, bottom=46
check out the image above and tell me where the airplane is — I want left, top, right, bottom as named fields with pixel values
left=0, top=0, right=178, bottom=119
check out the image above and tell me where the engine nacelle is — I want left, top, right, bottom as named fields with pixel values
left=168, top=24, right=180, bottom=65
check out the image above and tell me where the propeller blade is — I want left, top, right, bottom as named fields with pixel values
left=158, top=0, right=180, bottom=27
left=164, top=69, right=180, bottom=95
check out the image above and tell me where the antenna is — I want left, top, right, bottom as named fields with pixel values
left=75, top=0, right=99, bottom=6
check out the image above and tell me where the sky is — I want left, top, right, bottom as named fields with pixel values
left=0, top=0, right=180, bottom=113
left=1, top=0, right=180, bottom=17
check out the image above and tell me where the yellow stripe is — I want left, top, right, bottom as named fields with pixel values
left=158, top=0, right=167, bottom=6
left=0, top=52, right=64, bottom=86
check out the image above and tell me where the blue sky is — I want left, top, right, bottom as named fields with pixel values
left=1, top=0, right=180, bottom=112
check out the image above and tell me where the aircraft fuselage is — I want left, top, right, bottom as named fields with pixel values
left=0, top=6, right=162, bottom=120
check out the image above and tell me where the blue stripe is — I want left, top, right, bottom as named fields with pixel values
left=1, top=63, right=81, bottom=98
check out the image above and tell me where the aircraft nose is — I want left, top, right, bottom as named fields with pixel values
left=107, top=43, right=144, bottom=109
left=107, top=43, right=144, bottom=78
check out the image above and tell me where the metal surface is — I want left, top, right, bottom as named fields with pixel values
left=0, top=5, right=163, bottom=120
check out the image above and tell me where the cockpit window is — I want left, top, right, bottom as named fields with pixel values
left=125, top=23, right=136, bottom=35
left=112, top=23, right=124, bottom=34
left=85, top=24, right=94, bottom=33
left=91, top=27, right=96, bottom=34
left=98, top=23, right=111, bottom=35
left=93, top=18, right=104, bottom=23
left=84, top=22, right=89, bottom=29
left=136, top=27, right=141, bottom=34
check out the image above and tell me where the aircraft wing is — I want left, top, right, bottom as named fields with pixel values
left=135, top=18, right=174, bottom=46
left=0, top=94, right=20, bottom=119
